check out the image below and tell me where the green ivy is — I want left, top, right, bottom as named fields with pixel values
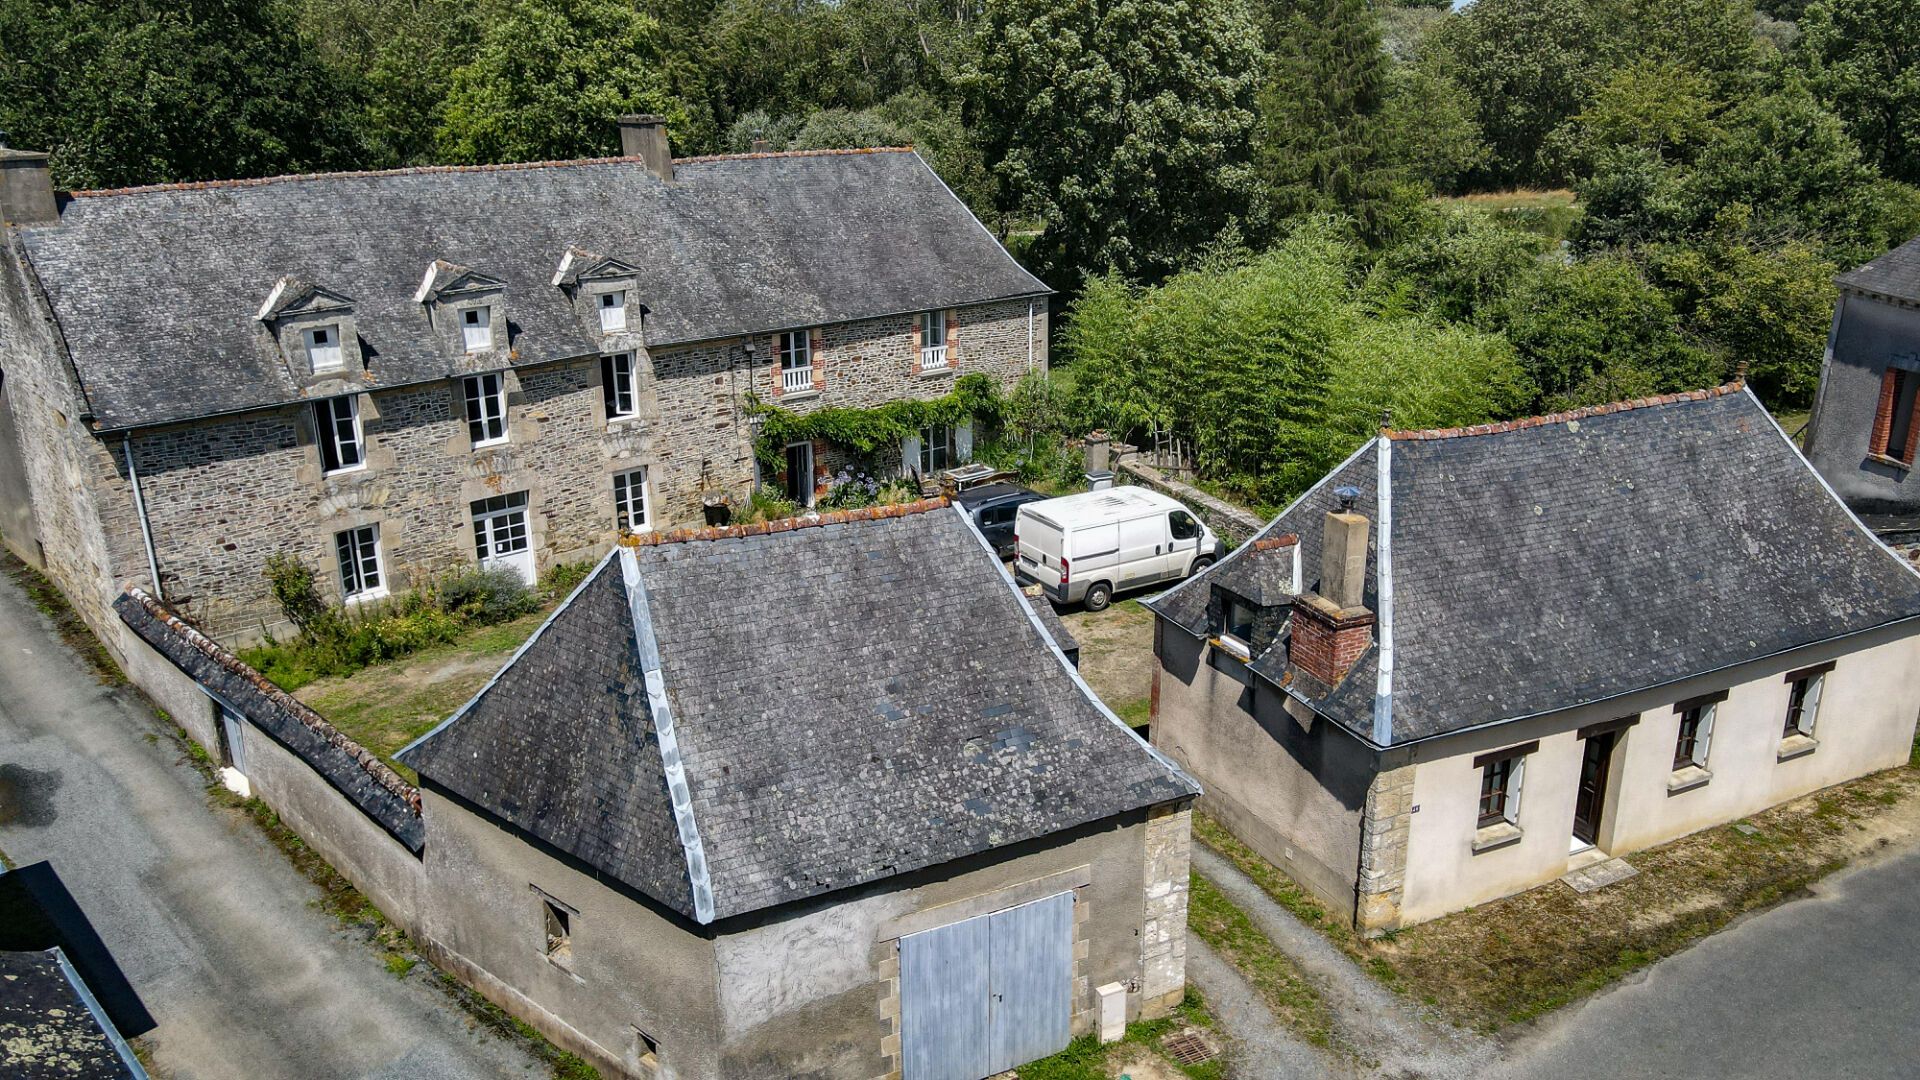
left=747, top=372, right=1005, bottom=466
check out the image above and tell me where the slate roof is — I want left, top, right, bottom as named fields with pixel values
left=398, top=501, right=1196, bottom=923
left=13, top=149, right=1048, bottom=431
left=113, top=589, right=424, bottom=850
left=1837, top=233, right=1920, bottom=304
left=1147, top=385, right=1920, bottom=747
left=0, top=950, right=143, bottom=1079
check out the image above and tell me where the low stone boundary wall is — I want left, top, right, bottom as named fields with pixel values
left=112, top=588, right=427, bottom=932
left=1114, top=454, right=1265, bottom=546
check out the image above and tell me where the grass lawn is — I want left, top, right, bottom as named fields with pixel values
left=1060, top=598, right=1158, bottom=731
left=1435, top=188, right=1581, bottom=242
left=1012, top=986, right=1225, bottom=1080
left=1197, top=754, right=1920, bottom=1031
left=292, top=610, right=547, bottom=781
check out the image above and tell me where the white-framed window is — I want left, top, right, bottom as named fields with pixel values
left=1478, top=750, right=1526, bottom=828
left=463, top=373, right=508, bottom=446
left=462, top=306, right=493, bottom=352
left=1674, top=700, right=1717, bottom=770
left=314, top=396, right=364, bottom=474
left=919, top=310, right=949, bottom=370
left=1218, top=593, right=1257, bottom=656
left=1783, top=666, right=1828, bottom=739
left=920, top=424, right=953, bottom=474
left=601, top=352, right=637, bottom=420
left=472, top=491, right=531, bottom=563
left=613, top=467, right=650, bottom=533
left=599, top=290, right=627, bottom=332
left=779, top=330, right=813, bottom=393
left=334, top=524, right=384, bottom=600
left=305, top=324, right=344, bottom=372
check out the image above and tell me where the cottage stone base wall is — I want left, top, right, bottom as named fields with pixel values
left=1355, top=763, right=1414, bottom=935
left=1140, top=805, right=1192, bottom=1014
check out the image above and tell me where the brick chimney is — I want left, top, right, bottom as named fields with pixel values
left=0, top=135, right=58, bottom=225
left=1290, top=495, right=1374, bottom=686
left=618, top=115, right=674, bottom=183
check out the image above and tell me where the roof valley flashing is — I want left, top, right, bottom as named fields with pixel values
left=397, top=501, right=1196, bottom=924
left=11, top=142, right=1049, bottom=432
left=1145, top=382, right=1920, bottom=750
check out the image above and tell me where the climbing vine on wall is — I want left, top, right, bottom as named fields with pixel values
left=747, top=373, right=1004, bottom=466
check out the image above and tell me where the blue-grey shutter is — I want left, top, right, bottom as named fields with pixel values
left=986, top=893, right=1074, bottom=1073
left=900, top=914, right=991, bottom=1080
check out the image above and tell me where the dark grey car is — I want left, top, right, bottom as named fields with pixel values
left=953, top=483, right=1048, bottom=559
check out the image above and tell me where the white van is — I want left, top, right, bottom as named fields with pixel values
left=1014, top=487, right=1222, bottom=611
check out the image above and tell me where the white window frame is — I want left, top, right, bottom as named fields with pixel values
left=462, top=306, right=493, bottom=352
left=613, top=467, right=650, bottom=534
left=1785, top=671, right=1825, bottom=738
left=315, top=396, right=365, bottom=474
left=1676, top=703, right=1716, bottom=770
left=919, top=423, right=953, bottom=474
left=305, top=324, right=344, bottom=372
left=920, top=311, right=949, bottom=371
left=599, top=290, right=627, bottom=333
left=463, top=373, right=508, bottom=447
left=335, top=523, right=386, bottom=602
left=779, top=330, right=814, bottom=393
left=602, top=352, right=637, bottom=420
left=471, top=491, right=531, bottom=563
left=1218, top=594, right=1257, bottom=657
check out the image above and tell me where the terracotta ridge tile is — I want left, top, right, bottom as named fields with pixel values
left=1383, top=380, right=1746, bottom=442
left=618, top=497, right=951, bottom=547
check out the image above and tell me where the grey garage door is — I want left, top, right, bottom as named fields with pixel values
left=899, top=892, right=1074, bottom=1080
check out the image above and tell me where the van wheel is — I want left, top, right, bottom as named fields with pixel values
left=1084, top=582, right=1113, bottom=612
left=1189, top=556, right=1215, bottom=577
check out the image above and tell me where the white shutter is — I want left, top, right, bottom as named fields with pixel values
left=1505, top=756, right=1525, bottom=824
left=1800, top=676, right=1824, bottom=735
left=901, top=433, right=922, bottom=477
left=1696, top=705, right=1716, bottom=765
left=956, top=419, right=974, bottom=463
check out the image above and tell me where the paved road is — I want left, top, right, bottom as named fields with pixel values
left=0, top=573, right=542, bottom=1080
left=1502, top=843, right=1920, bottom=1080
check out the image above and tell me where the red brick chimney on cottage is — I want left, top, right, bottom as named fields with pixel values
left=1290, top=502, right=1374, bottom=686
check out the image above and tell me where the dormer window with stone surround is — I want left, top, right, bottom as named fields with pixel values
left=415, top=260, right=506, bottom=360
left=551, top=248, right=641, bottom=342
left=257, top=277, right=359, bottom=382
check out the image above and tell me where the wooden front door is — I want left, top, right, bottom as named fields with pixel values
left=1573, top=731, right=1615, bottom=847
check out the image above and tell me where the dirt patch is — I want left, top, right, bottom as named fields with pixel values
left=1061, top=599, right=1157, bottom=727
left=1200, top=761, right=1920, bottom=1033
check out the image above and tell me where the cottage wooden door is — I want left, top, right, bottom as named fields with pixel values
left=1573, top=732, right=1614, bottom=847
left=899, top=892, right=1074, bottom=1080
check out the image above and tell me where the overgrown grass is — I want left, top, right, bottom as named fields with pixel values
left=1436, top=189, right=1582, bottom=242
left=0, top=543, right=125, bottom=685
left=1197, top=758, right=1920, bottom=1031
left=1187, top=872, right=1333, bottom=1047
left=1015, top=985, right=1225, bottom=1080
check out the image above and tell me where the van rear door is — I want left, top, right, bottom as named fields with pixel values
left=1016, top=507, right=1066, bottom=588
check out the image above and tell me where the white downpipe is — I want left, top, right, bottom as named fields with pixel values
left=1371, top=436, right=1395, bottom=747
left=123, top=434, right=162, bottom=599
left=1027, top=301, right=1037, bottom=372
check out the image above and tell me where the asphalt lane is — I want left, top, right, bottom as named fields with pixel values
left=0, top=571, right=542, bottom=1079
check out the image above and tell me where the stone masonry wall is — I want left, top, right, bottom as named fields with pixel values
left=1140, top=804, right=1192, bottom=1015
left=73, top=297, right=1041, bottom=643
left=1354, top=762, right=1414, bottom=935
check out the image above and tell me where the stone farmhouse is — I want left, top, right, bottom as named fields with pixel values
left=116, top=500, right=1199, bottom=1080
left=1145, top=383, right=1920, bottom=932
left=1805, top=232, right=1920, bottom=540
left=0, top=118, right=1048, bottom=645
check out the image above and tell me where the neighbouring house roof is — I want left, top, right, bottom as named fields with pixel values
left=1836, top=233, right=1920, bottom=304
left=0, top=949, right=145, bottom=1079
left=1146, top=384, right=1920, bottom=748
left=397, top=500, right=1196, bottom=923
left=12, top=148, right=1047, bottom=431
left=111, top=589, right=425, bottom=851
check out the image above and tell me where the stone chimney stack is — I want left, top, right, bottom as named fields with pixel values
left=617, top=115, right=674, bottom=183
left=750, top=137, right=773, bottom=153
left=0, top=134, right=58, bottom=226
left=1291, top=490, right=1375, bottom=686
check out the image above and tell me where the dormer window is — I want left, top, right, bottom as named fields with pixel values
left=463, top=307, right=493, bottom=352
left=305, top=325, right=343, bottom=372
left=599, top=291, right=627, bottom=332
left=1216, top=593, right=1257, bottom=658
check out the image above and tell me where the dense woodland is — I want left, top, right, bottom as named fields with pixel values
left=3, top=0, right=1916, bottom=507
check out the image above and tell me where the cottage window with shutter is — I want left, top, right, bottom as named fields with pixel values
left=314, top=396, right=364, bottom=474
left=602, top=352, right=637, bottom=420
left=1871, top=367, right=1920, bottom=466
left=1784, top=673, right=1823, bottom=738
left=335, top=524, right=384, bottom=600
left=305, top=325, right=344, bottom=372
left=1674, top=703, right=1715, bottom=770
left=1478, top=754, right=1524, bottom=828
left=463, top=373, right=508, bottom=446
left=462, top=306, right=493, bottom=352
left=599, top=290, right=627, bottom=332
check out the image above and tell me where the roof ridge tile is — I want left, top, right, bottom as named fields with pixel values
left=1385, top=380, right=1746, bottom=441
left=620, top=497, right=951, bottom=547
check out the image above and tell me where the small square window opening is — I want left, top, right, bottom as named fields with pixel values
left=305, top=325, right=343, bottom=372
left=600, top=291, right=627, bottom=332
left=462, top=306, right=494, bottom=352
left=541, top=896, right=572, bottom=966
